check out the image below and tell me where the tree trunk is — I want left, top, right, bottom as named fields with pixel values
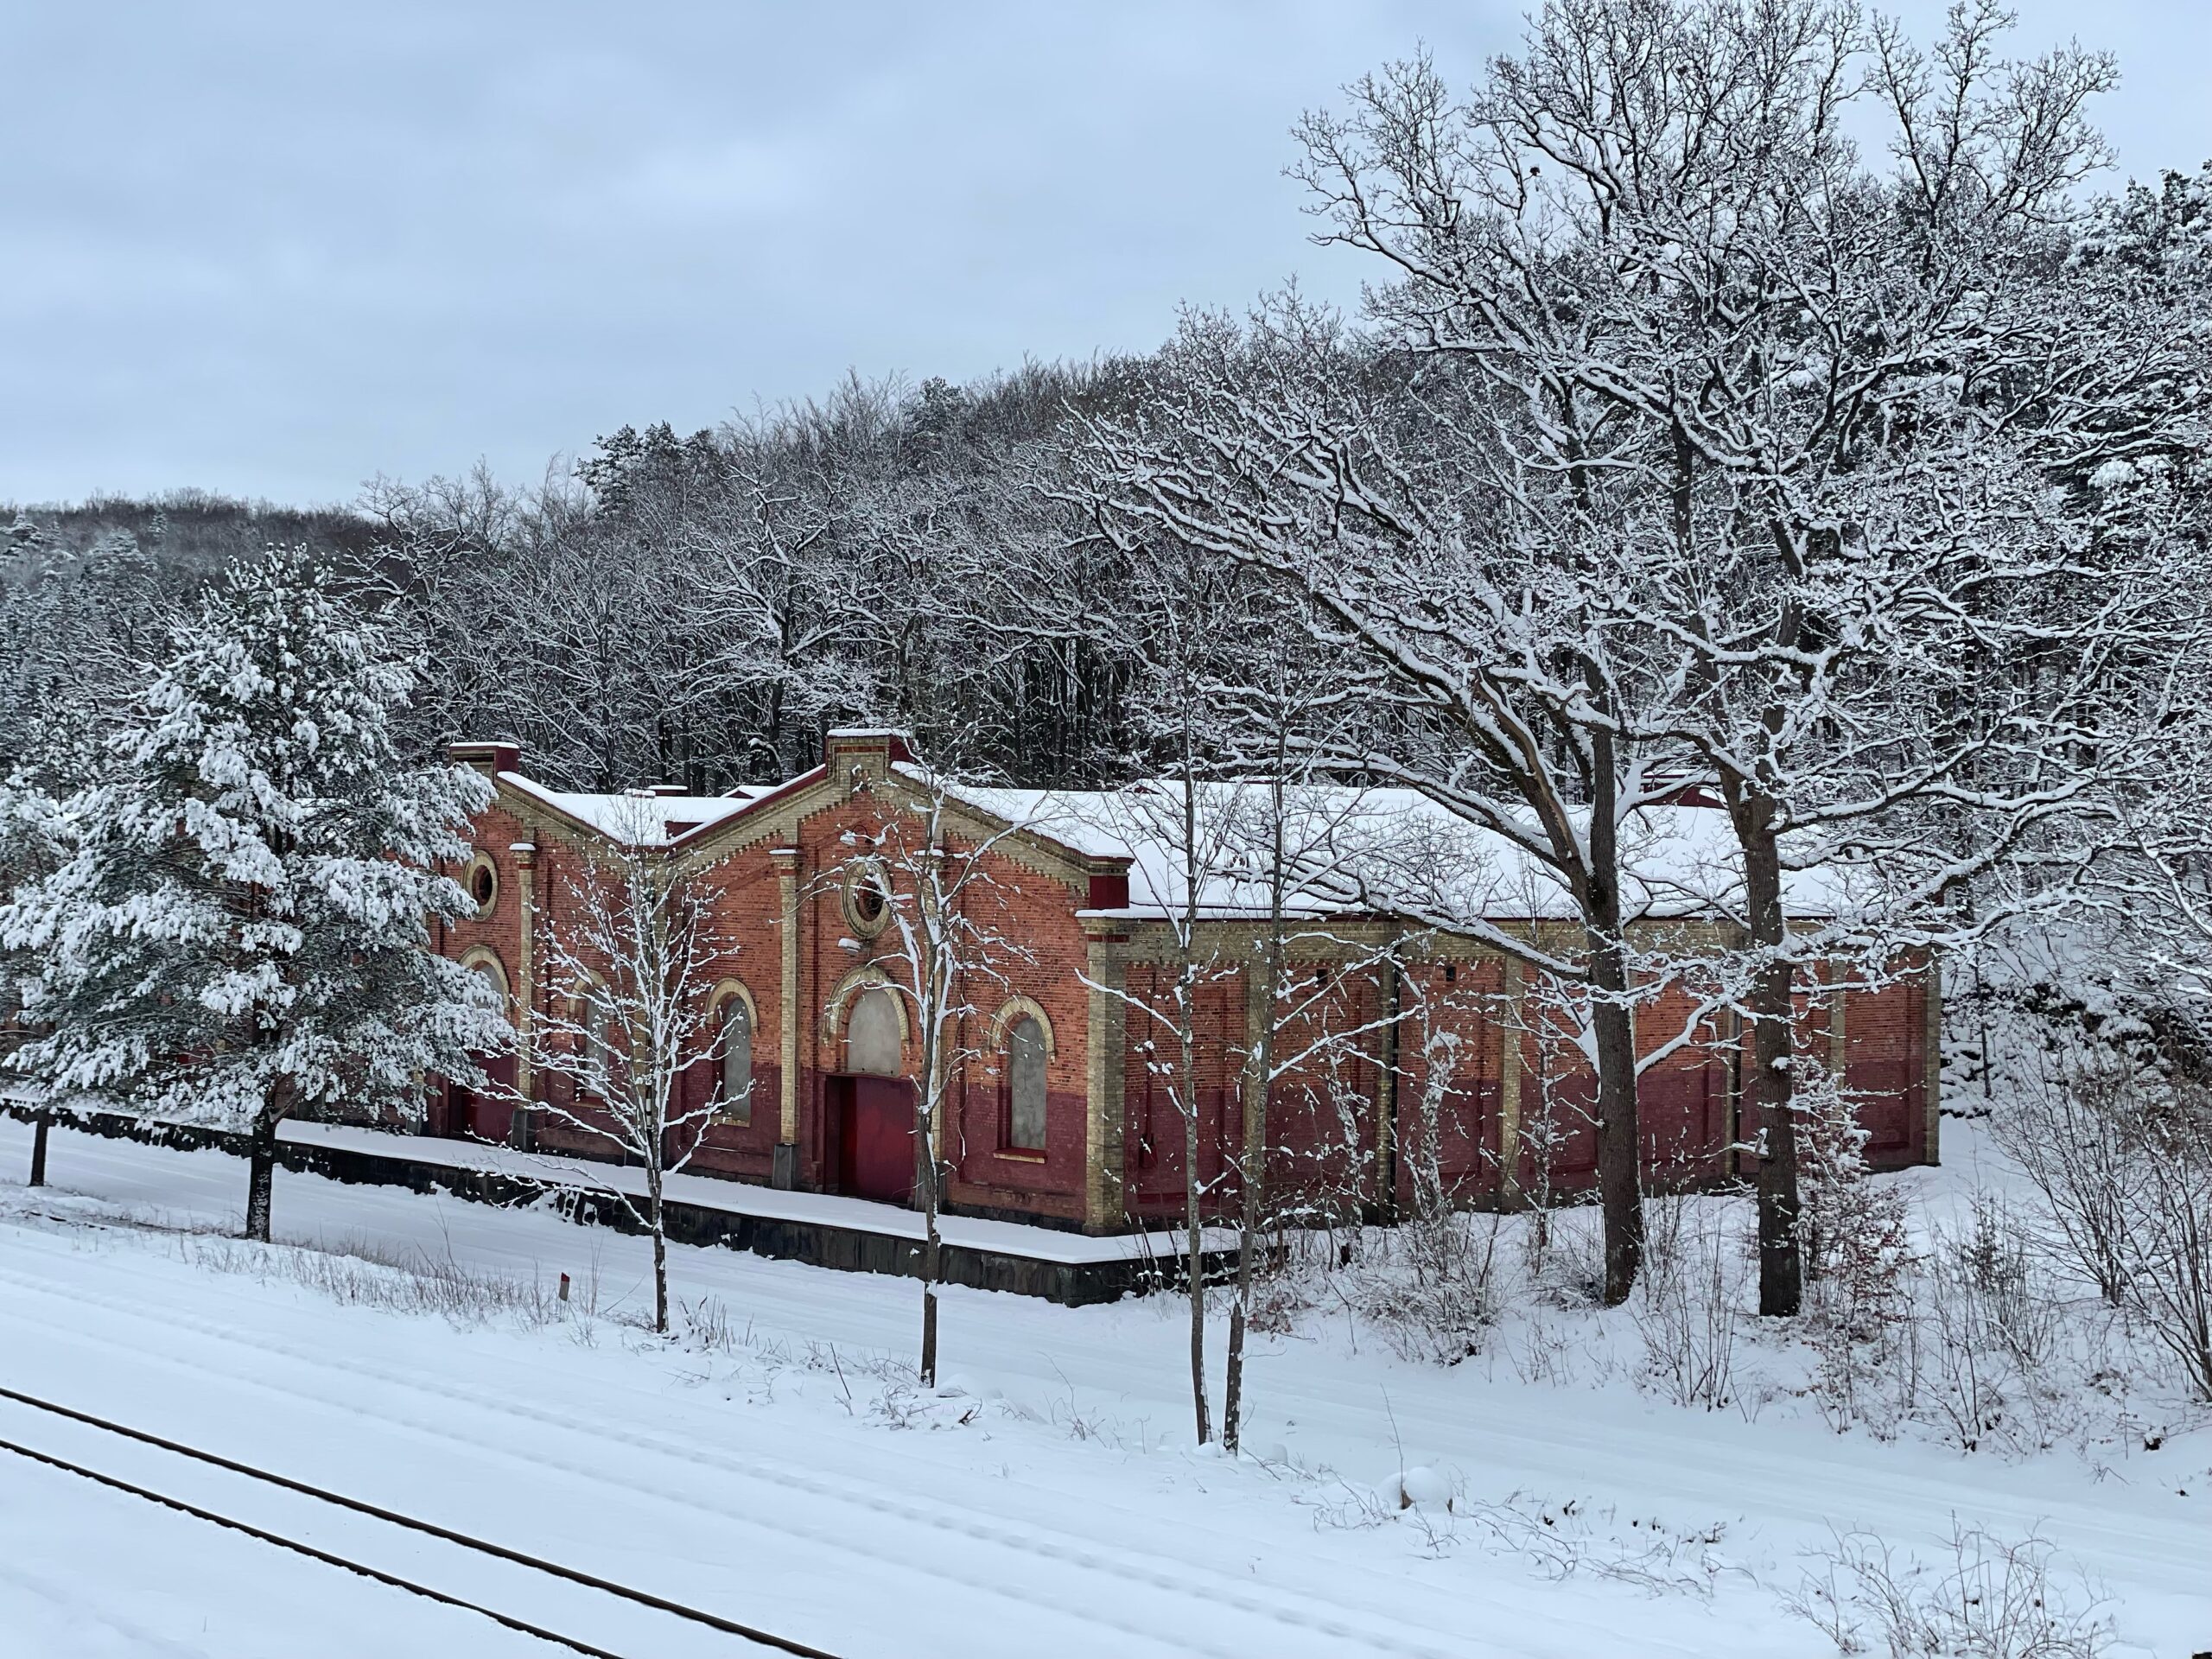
left=1221, top=1119, right=1256, bottom=1451
left=1225, top=794, right=1285, bottom=1455
left=648, top=1178, right=670, bottom=1335
left=1177, top=748, right=1211, bottom=1446
left=1742, top=817, right=1802, bottom=1317
left=918, top=1114, right=941, bottom=1388
left=28, top=1109, right=49, bottom=1188
left=1180, top=999, right=1211, bottom=1446
left=919, top=1213, right=941, bottom=1389
left=1583, top=740, right=1643, bottom=1306
left=244, top=1107, right=282, bottom=1243
left=1588, top=938, right=1643, bottom=1306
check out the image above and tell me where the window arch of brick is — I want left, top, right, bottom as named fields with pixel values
left=709, top=978, right=760, bottom=1125
left=840, top=859, right=893, bottom=939
left=823, top=966, right=909, bottom=1077
left=563, top=971, right=615, bottom=1098
left=989, top=996, right=1054, bottom=1155
left=456, top=945, right=511, bottom=1021
left=461, top=851, right=499, bottom=920
left=986, top=996, right=1056, bottom=1061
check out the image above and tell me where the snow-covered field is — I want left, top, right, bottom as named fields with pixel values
left=0, top=1116, right=2205, bottom=1658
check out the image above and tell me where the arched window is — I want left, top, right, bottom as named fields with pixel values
left=583, top=998, right=613, bottom=1096
left=1005, top=1014, right=1047, bottom=1152
left=719, top=995, right=753, bottom=1125
left=458, top=947, right=510, bottom=1024
left=846, top=986, right=902, bottom=1077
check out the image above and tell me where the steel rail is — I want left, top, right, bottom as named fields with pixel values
left=0, top=1382, right=840, bottom=1659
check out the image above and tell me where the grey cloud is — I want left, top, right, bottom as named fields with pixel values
left=2, top=0, right=2202, bottom=505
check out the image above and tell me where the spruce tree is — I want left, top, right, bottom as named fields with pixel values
left=0, top=544, right=506, bottom=1239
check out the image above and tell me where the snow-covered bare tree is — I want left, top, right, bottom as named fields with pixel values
left=1079, top=772, right=1251, bottom=1445
left=0, top=544, right=505, bottom=1240
left=526, top=799, right=733, bottom=1336
left=1052, top=523, right=1270, bottom=1446
left=1080, top=303, right=1672, bottom=1306
left=1260, top=0, right=2198, bottom=1315
left=839, top=747, right=1033, bottom=1387
left=0, top=524, right=181, bottom=790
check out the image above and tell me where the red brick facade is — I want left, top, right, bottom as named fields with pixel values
left=432, top=731, right=1939, bottom=1233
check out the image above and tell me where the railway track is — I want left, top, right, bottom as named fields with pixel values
left=0, top=1382, right=839, bottom=1659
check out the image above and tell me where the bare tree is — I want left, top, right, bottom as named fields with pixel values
left=526, top=799, right=732, bottom=1335
left=1273, top=0, right=2189, bottom=1316
left=838, top=750, right=1033, bottom=1387
left=1083, top=772, right=1250, bottom=1446
left=1080, top=307, right=1670, bottom=1305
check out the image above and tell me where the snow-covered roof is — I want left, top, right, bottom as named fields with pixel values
left=498, top=773, right=760, bottom=846
left=890, top=768, right=1135, bottom=862
left=491, top=747, right=1842, bottom=927
left=891, top=768, right=1842, bottom=925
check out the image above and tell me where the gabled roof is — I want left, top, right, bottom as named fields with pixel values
left=493, top=772, right=767, bottom=847
left=457, top=737, right=1843, bottom=926
left=893, top=771, right=1842, bottom=925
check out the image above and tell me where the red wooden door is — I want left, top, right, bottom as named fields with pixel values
left=449, top=1054, right=517, bottom=1141
left=849, top=1077, right=915, bottom=1204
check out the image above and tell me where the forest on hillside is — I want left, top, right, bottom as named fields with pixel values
left=1, top=361, right=1157, bottom=794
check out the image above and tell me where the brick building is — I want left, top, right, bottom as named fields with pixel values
left=432, top=729, right=1939, bottom=1233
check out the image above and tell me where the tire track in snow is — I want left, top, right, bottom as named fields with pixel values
left=0, top=1258, right=1512, bottom=1659
left=0, top=1554, right=216, bottom=1659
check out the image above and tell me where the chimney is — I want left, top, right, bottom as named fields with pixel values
left=823, top=728, right=914, bottom=790
left=448, top=741, right=521, bottom=777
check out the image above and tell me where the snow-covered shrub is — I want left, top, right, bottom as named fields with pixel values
left=2120, top=1079, right=2212, bottom=1403
left=1243, top=1224, right=1329, bottom=1337
left=1349, top=1209, right=1504, bottom=1364
left=1994, top=1058, right=2140, bottom=1307
left=1530, top=1205, right=1609, bottom=1310
left=1631, top=1195, right=1740, bottom=1410
left=1948, top=1198, right=2063, bottom=1377
left=1999, top=1051, right=2212, bottom=1402
left=1785, top=1522, right=2113, bottom=1658
left=1916, top=1241, right=2018, bottom=1454
left=1789, top=1071, right=1922, bottom=1437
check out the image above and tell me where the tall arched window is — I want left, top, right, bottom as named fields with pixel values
left=1005, top=1014, right=1047, bottom=1152
left=720, top=996, right=753, bottom=1125
left=458, top=947, right=509, bottom=1024
left=583, top=998, right=613, bottom=1096
left=846, top=987, right=902, bottom=1077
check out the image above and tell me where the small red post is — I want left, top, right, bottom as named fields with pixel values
left=558, top=1272, right=570, bottom=1303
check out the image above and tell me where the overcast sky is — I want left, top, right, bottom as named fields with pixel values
left=4, top=1, right=2208, bottom=508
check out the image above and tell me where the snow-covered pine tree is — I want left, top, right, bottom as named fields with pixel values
left=0, top=543, right=507, bottom=1240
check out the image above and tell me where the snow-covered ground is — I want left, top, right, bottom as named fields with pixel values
left=0, top=1116, right=2205, bottom=1658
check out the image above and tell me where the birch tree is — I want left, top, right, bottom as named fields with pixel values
left=842, top=753, right=1033, bottom=1387
left=527, top=800, right=732, bottom=1335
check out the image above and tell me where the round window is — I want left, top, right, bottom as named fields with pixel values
left=463, top=854, right=499, bottom=919
left=852, top=878, right=885, bottom=925
left=843, top=862, right=891, bottom=937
